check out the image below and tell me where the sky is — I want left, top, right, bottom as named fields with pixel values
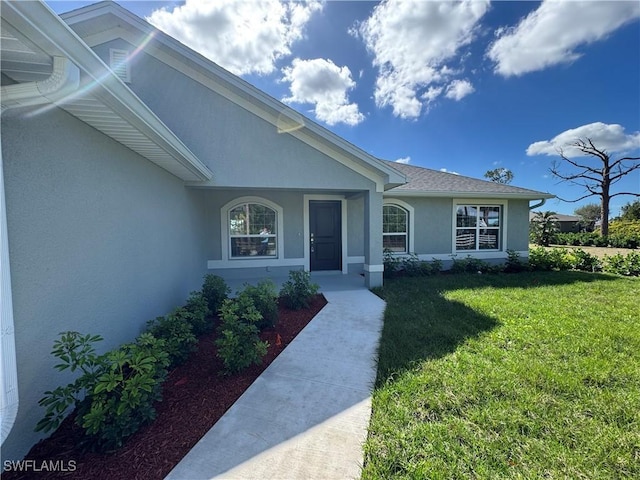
left=46, top=0, right=640, bottom=216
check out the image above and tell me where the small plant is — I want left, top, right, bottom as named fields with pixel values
left=569, top=248, right=602, bottom=272
left=401, top=253, right=422, bottom=277
left=603, top=251, right=640, bottom=276
left=202, top=274, right=230, bottom=313
left=450, top=255, right=492, bottom=274
left=238, top=280, right=279, bottom=330
left=215, top=297, right=268, bottom=375
left=383, top=248, right=401, bottom=278
left=145, top=310, right=197, bottom=367
left=36, top=331, right=170, bottom=452
left=504, top=249, right=528, bottom=273
left=183, top=291, right=212, bottom=336
left=280, top=269, right=319, bottom=310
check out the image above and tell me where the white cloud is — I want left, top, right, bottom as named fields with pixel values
left=440, top=168, right=460, bottom=175
left=147, top=0, right=322, bottom=76
left=395, top=157, right=411, bottom=164
left=358, top=0, right=489, bottom=119
left=488, top=0, right=640, bottom=77
left=281, top=58, right=365, bottom=126
left=526, top=122, right=640, bottom=157
left=444, top=79, right=475, bottom=101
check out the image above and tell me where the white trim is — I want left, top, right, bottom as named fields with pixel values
left=304, top=195, right=348, bottom=274
left=208, top=257, right=305, bottom=269
left=383, top=198, right=415, bottom=254
left=220, top=196, right=284, bottom=263
left=452, top=199, right=509, bottom=253
left=386, top=190, right=554, bottom=200
left=364, top=264, right=384, bottom=273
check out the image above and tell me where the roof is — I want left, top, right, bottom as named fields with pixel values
left=385, top=161, right=554, bottom=200
left=59, top=1, right=405, bottom=192
left=529, top=212, right=581, bottom=222
left=0, top=1, right=212, bottom=182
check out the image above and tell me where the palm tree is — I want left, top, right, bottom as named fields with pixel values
left=530, top=211, right=559, bottom=246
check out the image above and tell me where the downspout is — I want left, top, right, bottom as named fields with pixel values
left=0, top=56, right=80, bottom=444
left=529, top=198, right=547, bottom=210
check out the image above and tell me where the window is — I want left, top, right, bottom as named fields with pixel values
left=456, top=205, right=501, bottom=250
left=383, top=204, right=408, bottom=253
left=229, top=203, right=277, bottom=258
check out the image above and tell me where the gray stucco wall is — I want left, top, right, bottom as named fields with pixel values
left=506, top=200, right=531, bottom=251
left=91, top=40, right=377, bottom=192
left=1, top=106, right=209, bottom=461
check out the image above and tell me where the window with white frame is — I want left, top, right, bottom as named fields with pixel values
left=383, top=204, right=409, bottom=253
left=456, top=205, right=501, bottom=250
left=229, top=203, right=277, bottom=258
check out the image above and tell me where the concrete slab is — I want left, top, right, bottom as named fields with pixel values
left=165, top=279, right=385, bottom=480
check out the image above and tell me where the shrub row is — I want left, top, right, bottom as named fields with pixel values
left=552, top=232, right=639, bottom=249
left=37, top=270, right=320, bottom=452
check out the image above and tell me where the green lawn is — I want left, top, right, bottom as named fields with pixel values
left=363, top=272, right=640, bottom=479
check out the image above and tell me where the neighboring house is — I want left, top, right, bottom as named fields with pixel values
left=529, top=212, right=583, bottom=233
left=0, top=1, right=553, bottom=462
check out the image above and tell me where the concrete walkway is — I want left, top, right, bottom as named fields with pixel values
left=165, top=275, right=385, bottom=480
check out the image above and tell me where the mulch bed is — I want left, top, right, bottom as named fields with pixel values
left=4, top=295, right=327, bottom=480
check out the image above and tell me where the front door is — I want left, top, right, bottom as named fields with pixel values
left=309, top=201, right=341, bottom=271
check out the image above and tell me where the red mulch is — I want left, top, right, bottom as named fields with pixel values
left=4, top=295, right=327, bottom=480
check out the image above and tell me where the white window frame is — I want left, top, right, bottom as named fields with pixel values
left=383, top=199, right=415, bottom=255
left=221, top=197, right=284, bottom=261
left=453, top=201, right=506, bottom=252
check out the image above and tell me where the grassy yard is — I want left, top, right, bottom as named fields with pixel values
left=363, top=271, right=640, bottom=479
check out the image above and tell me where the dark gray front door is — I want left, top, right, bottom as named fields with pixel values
left=309, top=201, right=341, bottom=271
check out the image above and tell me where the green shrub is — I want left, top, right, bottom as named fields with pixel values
left=36, top=331, right=169, bottom=452
left=400, top=253, right=422, bottom=277
left=567, top=248, right=602, bottom=272
left=383, top=248, right=401, bottom=278
left=183, top=291, right=212, bottom=336
left=145, top=310, right=197, bottom=367
left=202, top=274, right=230, bottom=313
left=280, top=270, right=319, bottom=310
left=603, top=251, right=640, bottom=276
left=528, top=247, right=572, bottom=271
left=504, top=249, right=528, bottom=273
left=215, top=297, right=268, bottom=375
left=450, top=255, right=493, bottom=274
left=238, top=280, right=278, bottom=330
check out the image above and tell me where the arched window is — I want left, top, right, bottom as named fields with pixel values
left=229, top=203, right=277, bottom=258
left=383, top=204, right=409, bottom=253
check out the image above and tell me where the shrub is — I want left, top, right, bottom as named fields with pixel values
left=238, top=280, right=278, bottom=330
left=568, top=248, right=602, bottom=272
left=504, top=249, right=528, bottom=273
left=183, top=291, right=212, bottom=336
left=36, top=331, right=169, bottom=452
left=603, top=251, right=640, bottom=276
left=400, top=253, right=422, bottom=277
left=280, top=270, right=319, bottom=310
left=145, top=310, right=197, bottom=367
left=215, top=297, right=268, bottom=375
left=202, top=274, right=230, bottom=314
left=528, top=247, right=572, bottom=271
left=450, top=255, right=493, bottom=274
left=383, top=248, right=401, bottom=278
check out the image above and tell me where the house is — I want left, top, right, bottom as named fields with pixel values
left=529, top=211, right=583, bottom=232
left=0, top=0, right=553, bottom=462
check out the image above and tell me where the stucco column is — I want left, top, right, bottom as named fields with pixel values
left=363, top=189, right=383, bottom=288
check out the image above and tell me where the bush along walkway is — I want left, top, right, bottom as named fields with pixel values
left=6, top=271, right=325, bottom=480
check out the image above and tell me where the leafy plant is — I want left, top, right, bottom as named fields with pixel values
left=36, top=332, right=170, bottom=452
left=238, top=280, right=279, bottom=330
left=280, top=270, right=319, bottom=310
left=383, top=248, right=401, bottom=278
left=530, top=211, right=559, bottom=246
left=202, top=274, right=230, bottom=314
left=450, top=255, right=493, bottom=274
left=568, top=248, right=602, bottom=272
left=145, top=310, right=197, bottom=367
left=183, top=291, right=212, bottom=336
left=603, top=251, right=640, bottom=276
left=215, top=297, right=268, bottom=375
left=504, top=249, right=528, bottom=273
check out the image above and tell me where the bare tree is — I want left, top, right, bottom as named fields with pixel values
left=484, top=168, right=514, bottom=184
left=550, top=139, right=640, bottom=236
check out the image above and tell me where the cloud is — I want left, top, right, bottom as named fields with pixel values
left=526, top=122, right=640, bottom=157
left=395, top=157, right=411, bottom=164
left=357, top=0, right=489, bottom=119
left=440, top=168, right=460, bottom=175
left=444, top=79, right=475, bottom=101
left=147, top=0, right=322, bottom=76
left=281, top=58, right=364, bottom=126
left=488, top=0, right=640, bottom=77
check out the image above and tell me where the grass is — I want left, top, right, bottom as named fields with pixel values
left=363, top=271, right=640, bottom=479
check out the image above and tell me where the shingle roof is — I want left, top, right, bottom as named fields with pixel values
left=385, top=161, right=554, bottom=199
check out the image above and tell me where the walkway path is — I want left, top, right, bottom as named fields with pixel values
left=165, top=275, right=386, bottom=480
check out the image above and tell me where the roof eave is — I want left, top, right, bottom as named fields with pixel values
left=386, top=190, right=556, bottom=200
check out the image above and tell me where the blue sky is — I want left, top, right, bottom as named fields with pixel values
left=48, top=1, right=640, bottom=215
